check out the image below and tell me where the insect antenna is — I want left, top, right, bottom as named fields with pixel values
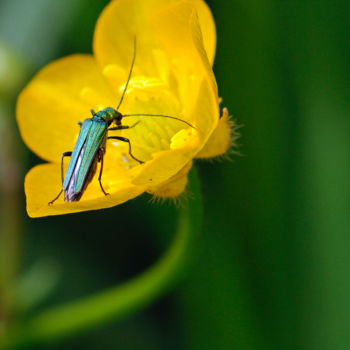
left=122, top=113, right=196, bottom=129
left=117, top=38, right=195, bottom=130
left=116, top=36, right=137, bottom=112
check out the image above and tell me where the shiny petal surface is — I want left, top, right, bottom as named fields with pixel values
left=93, top=0, right=216, bottom=84
left=147, top=161, right=192, bottom=198
left=191, top=0, right=216, bottom=65
left=196, top=107, right=232, bottom=158
left=17, top=55, right=116, bottom=163
left=131, top=78, right=218, bottom=186
left=25, top=163, right=146, bottom=218
left=152, top=1, right=218, bottom=114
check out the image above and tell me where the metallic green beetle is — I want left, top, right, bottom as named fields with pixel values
left=49, top=38, right=193, bottom=204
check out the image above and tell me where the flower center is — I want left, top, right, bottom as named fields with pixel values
left=107, top=76, right=191, bottom=164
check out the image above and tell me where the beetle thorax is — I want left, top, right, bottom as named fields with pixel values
left=95, top=107, right=122, bottom=124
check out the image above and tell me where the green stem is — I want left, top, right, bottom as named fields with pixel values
left=1, top=167, right=202, bottom=349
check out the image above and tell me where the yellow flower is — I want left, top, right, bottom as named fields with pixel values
left=17, top=0, right=232, bottom=218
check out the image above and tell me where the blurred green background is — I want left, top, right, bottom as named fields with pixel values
left=1, top=0, right=350, bottom=349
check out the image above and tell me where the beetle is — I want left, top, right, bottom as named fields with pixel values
left=49, top=38, right=194, bottom=204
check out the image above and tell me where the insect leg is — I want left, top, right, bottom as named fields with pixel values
left=90, top=109, right=96, bottom=116
left=61, top=152, right=72, bottom=184
left=108, top=121, right=140, bottom=131
left=97, top=148, right=109, bottom=196
left=48, top=190, right=63, bottom=205
left=48, top=151, right=72, bottom=205
left=107, top=136, right=144, bottom=164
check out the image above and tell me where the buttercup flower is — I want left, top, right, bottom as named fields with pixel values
left=17, top=0, right=232, bottom=217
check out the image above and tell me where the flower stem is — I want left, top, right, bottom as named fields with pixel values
left=1, top=167, right=202, bottom=349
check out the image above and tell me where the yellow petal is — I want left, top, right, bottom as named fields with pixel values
left=191, top=0, right=216, bottom=65
left=93, top=0, right=216, bottom=94
left=25, top=163, right=146, bottom=218
left=131, top=77, right=218, bottom=186
left=94, top=0, right=166, bottom=79
left=147, top=161, right=192, bottom=198
left=152, top=1, right=218, bottom=110
left=196, top=107, right=232, bottom=158
left=17, top=55, right=116, bottom=163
